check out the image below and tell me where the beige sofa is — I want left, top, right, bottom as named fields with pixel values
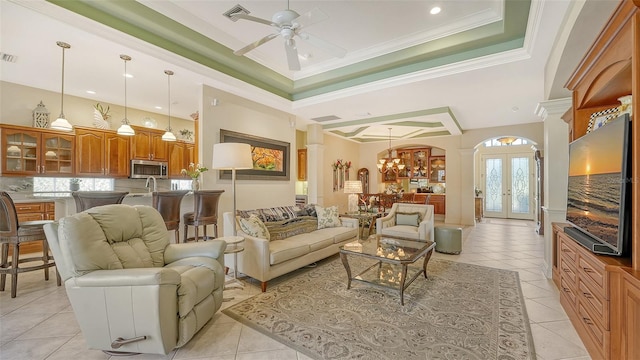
left=223, top=205, right=358, bottom=292
left=44, top=204, right=226, bottom=355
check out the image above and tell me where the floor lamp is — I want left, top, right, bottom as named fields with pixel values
left=212, top=143, right=253, bottom=235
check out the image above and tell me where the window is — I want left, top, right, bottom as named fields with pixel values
left=33, top=177, right=115, bottom=197
left=484, top=137, right=529, bottom=147
left=171, top=180, right=193, bottom=190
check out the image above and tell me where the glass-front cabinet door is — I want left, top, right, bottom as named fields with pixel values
left=2, top=126, right=75, bottom=176
left=42, top=133, right=74, bottom=175
left=3, top=128, right=41, bottom=175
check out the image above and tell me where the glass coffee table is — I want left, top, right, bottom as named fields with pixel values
left=339, top=234, right=436, bottom=305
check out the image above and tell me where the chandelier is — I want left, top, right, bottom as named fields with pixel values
left=377, top=128, right=405, bottom=174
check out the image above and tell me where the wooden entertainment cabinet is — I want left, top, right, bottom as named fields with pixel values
left=553, top=1, right=640, bottom=359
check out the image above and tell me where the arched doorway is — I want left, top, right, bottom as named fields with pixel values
left=476, top=137, right=537, bottom=220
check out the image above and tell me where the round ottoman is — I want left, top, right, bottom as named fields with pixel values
left=434, top=226, right=462, bottom=254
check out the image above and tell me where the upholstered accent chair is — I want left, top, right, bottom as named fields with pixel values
left=376, top=203, right=435, bottom=242
left=43, top=204, right=226, bottom=355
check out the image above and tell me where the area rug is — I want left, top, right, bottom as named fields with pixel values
left=223, top=256, right=536, bottom=360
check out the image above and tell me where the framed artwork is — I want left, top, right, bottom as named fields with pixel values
left=219, top=129, right=290, bottom=181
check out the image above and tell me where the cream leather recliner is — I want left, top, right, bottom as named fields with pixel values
left=376, top=203, right=435, bottom=242
left=43, top=204, right=226, bottom=355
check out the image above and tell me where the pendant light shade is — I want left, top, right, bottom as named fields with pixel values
left=117, top=54, right=135, bottom=136
left=161, top=70, right=177, bottom=142
left=50, top=41, right=73, bottom=132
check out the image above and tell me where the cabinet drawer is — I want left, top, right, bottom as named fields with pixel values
left=560, top=239, right=578, bottom=264
left=560, top=258, right=578, bottom=285
left=578, top=278, right=609, bottom=329
left=14, top=203, right=44, bottom=213
left=560, top=278, right=578, bottom=307
left=578, top=302, right=609, bottom=358
left=578, top=256, right=608, bottom=299
left=17, top=213, right=45, bottom=222
left=45, top=202, right=55, bottom=212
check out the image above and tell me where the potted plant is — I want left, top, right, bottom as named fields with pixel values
left=70, top=178, right=81, bottom=191
left=181, top=163, right=208, bottom=190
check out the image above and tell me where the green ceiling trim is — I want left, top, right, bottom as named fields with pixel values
left=410, top=130, right=452, bottom=138
left=47, top=0, right=529, bottom=102
left=323, top=107, right=452, bottom=130
left=391, top=121, right=444, bottom=128
left=328, top=126, right=369, bottom=138
left=47, top=0, right=295, bottom=99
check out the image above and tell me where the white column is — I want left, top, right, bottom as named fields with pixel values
left=459, top=148, right=476, bottom=225
left=536, top=98, right=571, bottom=278
left=306, top=124, right=324, bottom=206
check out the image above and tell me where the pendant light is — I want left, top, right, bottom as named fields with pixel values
left=50, top=41, right=73, bottom=131
left=116, top=54, right=135, bottom=136
left=377, top=128, right=404, bottom=174
left=161, top=70, right=177, bottom=142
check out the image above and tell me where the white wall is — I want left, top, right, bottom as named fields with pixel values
left=0, top=81, right=193, bottom=132
left=199, top=84, right=298, bottom=235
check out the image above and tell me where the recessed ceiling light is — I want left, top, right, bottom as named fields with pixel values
left=155, top=106, right=162, bottom=110
left=512, top=106, right=519, bottom=112
left=124, top=73, right=133, bottom=78
left=430, top=6, right=441, bottom=15
left=86, top=90, right=96, bottom=94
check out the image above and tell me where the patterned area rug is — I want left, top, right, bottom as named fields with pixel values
left=223, top=256, right=536, bottom=360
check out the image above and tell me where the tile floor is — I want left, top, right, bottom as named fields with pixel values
left=0, top=218, right=590, bottom=360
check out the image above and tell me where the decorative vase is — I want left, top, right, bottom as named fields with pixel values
left=70, top=183, right=80, bottom=191
left=618, top=95, right=633, bottom=117
left=191, top=178, right=200, bottom=191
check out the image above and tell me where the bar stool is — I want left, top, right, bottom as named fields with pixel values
left=152, top=190, right=188, bottom=243
left=72, top=191, right=129, bottom=212
left=183, top=190, right=224, bottom=242
left=0, top=191, right=60, bottom=298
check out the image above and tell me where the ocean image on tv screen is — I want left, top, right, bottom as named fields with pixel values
left=567, top=173, right=621, bottom=246
left=567, top=118, right=624, bottom=248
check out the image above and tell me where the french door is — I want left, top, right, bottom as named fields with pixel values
left=481, top=153, right=534, bottom=220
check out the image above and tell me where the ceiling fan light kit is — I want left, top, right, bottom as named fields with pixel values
left=228, top=2, right=346, bottom=71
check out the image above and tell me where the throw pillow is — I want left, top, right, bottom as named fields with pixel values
left=315, top=205, right=341, bottom=229
left=238, top=214, right=270, bottom=240
left=396, top=212, right=420, bottom=226
left=266, top=217, right=318, bottom=241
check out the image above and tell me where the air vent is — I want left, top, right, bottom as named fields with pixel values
left=311, top=115, right=341, bottom=122
left=1, top=53, right=18, bottom=63
left=223, top=4, right=250, bottom=21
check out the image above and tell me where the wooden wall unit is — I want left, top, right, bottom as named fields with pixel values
left=556, top=2, right=640, bottom=359
left=297, top=149, right=307, bottom=181
left=413, top=193, right=446, bottom=215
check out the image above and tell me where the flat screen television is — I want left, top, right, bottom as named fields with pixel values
left=565, top=113, right=631, bottom=256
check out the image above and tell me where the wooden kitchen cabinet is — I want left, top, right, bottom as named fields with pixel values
left=168, top=141, right=196, bottom=178
left=475, top=197, right=483, bottom=221
left=75, top=127, right=129, bottom=177
left=297, top=149, right=307, bottom=181
left=429, top=156, right=445, bottom=182
left=1, top=125, right=74, bottom=176
left=413, top=193, right=445, bottom=215
left=130, top=126, right=168, bottom=161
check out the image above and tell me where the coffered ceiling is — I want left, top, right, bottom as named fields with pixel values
left=0, top=1, right=617, bottom=143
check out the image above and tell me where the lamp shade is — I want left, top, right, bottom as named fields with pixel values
left=50, top=117, right=73, bottom=131
left=117, top=123, right=135, bottom=136
left=344, top=180, right=363, bottom=194
left=212, top=143, right=253, bottom=170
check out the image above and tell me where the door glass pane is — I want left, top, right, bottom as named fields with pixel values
left=485, top=158, right=503, bottom=212
left=511, top=157, right=530, bottom=214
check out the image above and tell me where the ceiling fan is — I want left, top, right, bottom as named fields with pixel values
left=229, top=2, right=347, bottom=70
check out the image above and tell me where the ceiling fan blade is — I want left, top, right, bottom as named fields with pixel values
left=285, top=39, right=301, bottom=71
left=230, top=13, right=275, bottom=26
left=292, top=7, right=328, bottom=28
left=233, top=33, right=279, bottom=56
left=299, top=32, right=347, bottom=58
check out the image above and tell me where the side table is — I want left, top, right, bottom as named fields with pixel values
left=341, top=212, right=381, bottom=239
left=219, top=235, right=244, bottom=291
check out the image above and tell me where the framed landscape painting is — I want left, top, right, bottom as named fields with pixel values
left=219, top=129, right=290, bottom=181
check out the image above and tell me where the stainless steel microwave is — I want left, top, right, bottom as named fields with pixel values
left=130, top=160, right=168, bottom=179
